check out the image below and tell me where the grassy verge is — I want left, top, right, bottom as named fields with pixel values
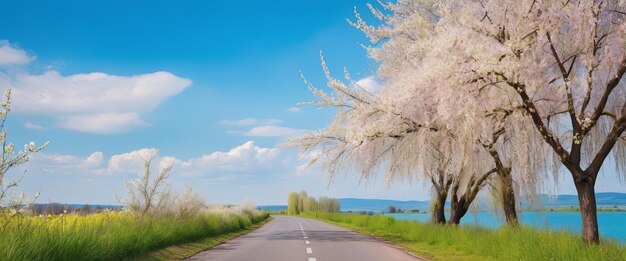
left=0, top=211, right=270, bottom=261
left=301, top=212, right=626, bottom=261
left=136, top=217, right=271, bottom=260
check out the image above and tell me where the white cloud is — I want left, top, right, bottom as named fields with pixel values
left=176, top=141, right=281, bottom=175
left=93, top=142, right=283, bottom=176
left=27, top=151, right=104, bottom=174
left=19, top=143, right=263, bottom=177
left=0, top=43, right=191, bottom=134
left=24, top=121, right=44, bottom=130
left=107, top=148, right=159, bottom=173
left=220, top=118, right=282, bottom=126
left=244, top=125, right=301, bottom=137
left=354, top=76, right=381, bottom=93
left=60, top=113, right=149, bottom=134
left=11, top=71, right=190, bottom=115
left=83, top=152, right=104, bottom=168
left=287, top=107, right=302, bottom=113
left=0, top=40, right=34, bottom=65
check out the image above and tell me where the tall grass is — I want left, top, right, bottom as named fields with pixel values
left=0, top=209, right=269, bottom=261
left=302, top=212, right=626, bottom=261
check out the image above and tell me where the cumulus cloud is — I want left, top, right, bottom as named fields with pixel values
left=13, top=142, right=318, bottom=204
left=0, top=40, right=34, bottom=65
left=83, top=152, right=104, bottom=168
left=99, top=141, right=283, bottom=176
left=0, top=42, right=191, bottom=134
left=24, top=121, right=44, bottom=130
left=243, top=125, right=302, bottom=137
left=220, top=118, right=282, bottom=126
left=354, top=76, right=381, bottom=93
left=176, top=141, right=281, bottom=175
left=107, top=148, right=159, bottom=173
left=16, top=142, right=296, bottom=186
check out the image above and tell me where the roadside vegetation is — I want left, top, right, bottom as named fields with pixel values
left=0, top=156, right=269, bottom=261
left=0, top=89, right=269, bottom=260
left=287, top=190, right=340, bottom=215
left=303, top=212, right=626, bottom=261
left=0, top=207, right=269, bottom=261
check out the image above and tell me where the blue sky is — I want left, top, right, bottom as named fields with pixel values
left=0, top=1, right=623, bottom=205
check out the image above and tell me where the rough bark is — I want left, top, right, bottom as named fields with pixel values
left=575, top=176, right=599, bottom=244
left=429, top=170, right=452, bottom=224
left=498, top=167, right=519, bottom=227
left=448, top=196, right=468, bottom=225
left=431, top=191, right=448, bottom=224
left=447, top=169, right=496, bottom=225
left=481, top=124, right=519, bottom=227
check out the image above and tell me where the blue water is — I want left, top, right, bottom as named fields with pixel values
left=386, top=212, right=626, bottom=243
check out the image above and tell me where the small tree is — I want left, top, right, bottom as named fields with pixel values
left=119, top=155, right=172, bottom=217
left=303, top=196, right=318, bottom=213
left=297, top=190, right=308, bottom=214
left=287, top=192, right=299, bottom=215
left=388, top=205, right=397, bottom=213
left=0, top=89, right=47, bottom=226
left=318, top=196, right=341, bottom=213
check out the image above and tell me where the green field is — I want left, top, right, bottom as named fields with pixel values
left=300, top=212, right=626, bottom=261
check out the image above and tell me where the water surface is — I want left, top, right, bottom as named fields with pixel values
left=386, top=212, right=626, bottom=243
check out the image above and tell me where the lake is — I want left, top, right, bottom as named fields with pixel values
left=386, top=212, right=626, bottom=243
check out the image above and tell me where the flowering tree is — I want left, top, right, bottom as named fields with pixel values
left=434, top=0, right=626, bottom=243
left=289, top=52, right=499, bottom=224
left=327, top=1, right=549, bottom=226
left=0, top=89, right=47, bottom=226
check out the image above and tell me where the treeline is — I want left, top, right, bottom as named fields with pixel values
left=287, top=190, right=340, bottom=215
left=28, top=203, right=122, bottom=215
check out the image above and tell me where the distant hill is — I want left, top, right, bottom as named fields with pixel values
left=257, top=205, right=287, bottom=211
left=542, top=192, right=626, bottom=206
left=46, top=193, right=623, bottom=214
left=339, top=198, right=430, bottom=212
left=257, top=199, right=429, bottom=213
left=257, top=193, right=626, bottom=213
left=337, top=193, right=626, bottom=212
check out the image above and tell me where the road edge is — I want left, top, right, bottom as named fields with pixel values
left=134, top=217, right=273, bottom=261
left=297, top=216, right=431, bottom=261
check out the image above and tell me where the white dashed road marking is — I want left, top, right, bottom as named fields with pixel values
left=299, top=219, right=316, bottom=261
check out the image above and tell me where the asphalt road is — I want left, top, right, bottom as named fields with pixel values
left=187, top=215, right=424, bottom=261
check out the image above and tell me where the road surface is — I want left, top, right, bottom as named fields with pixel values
left=187, top=215, right=424, bottom=261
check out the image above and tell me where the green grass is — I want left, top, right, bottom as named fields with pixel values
left=301, top=212, right=626, bottom=261
left=0, top=211, right=270, bottom=261
left=136, top=217, right=272, bottom=260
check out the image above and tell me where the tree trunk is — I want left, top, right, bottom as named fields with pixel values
left=575, top=178, right=600, bottom=244
left=447, top=200, right=467, bottom=225
left=447, top=186, right=467, bottom=225
left=446, top=170, right=494, bottom=225
left=431, top=192, right=447, bottom=224
left=498, top=168, right=519, bottom=227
